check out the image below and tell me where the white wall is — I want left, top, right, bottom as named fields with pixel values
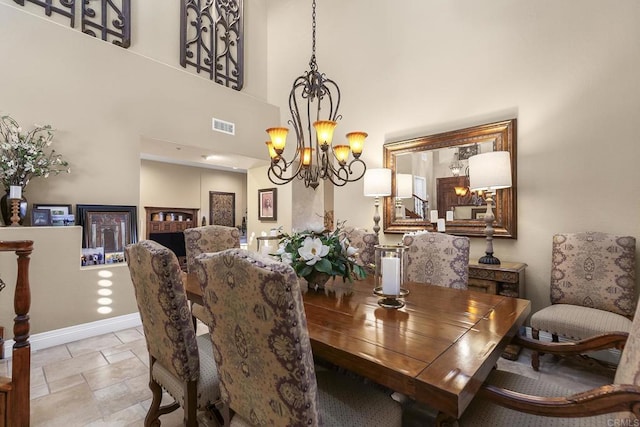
left=267, top=0, right=640, bottom=314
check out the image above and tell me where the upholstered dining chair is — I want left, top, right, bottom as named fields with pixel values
left=193, top=248, right=403, bottom=426
left=184, top=224, right=240, bottom=326
left=530, top=232, right=637, bottom=370
left=402, top=231, right=470, bottom=289
left=125, top=240, right=221, bottom=427
left=437, top=299, right=640, bottom=426
left=343, top=227, right=377, bottom=275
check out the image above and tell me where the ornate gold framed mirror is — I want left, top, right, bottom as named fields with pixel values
left=383, top=119, right=517, bottom=238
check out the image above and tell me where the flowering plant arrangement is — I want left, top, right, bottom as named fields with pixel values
left=0, top=115, right=70, bottom=191
left=274, top=221, right=366, bottom=283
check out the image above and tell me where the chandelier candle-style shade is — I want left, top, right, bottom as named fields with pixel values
left=264, top=0, right=367, bottom=190
left=469, top=151, right=513, bottom=265
left=364, top=168, right=392, bottom=240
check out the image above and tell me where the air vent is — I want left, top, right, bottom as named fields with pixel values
left=212, top=118, right=235, bottom=135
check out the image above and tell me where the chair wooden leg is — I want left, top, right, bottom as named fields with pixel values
left=531, top=328, right=540, bottom=371
left=145, top=376, right=163, bottom=427
left=184, top=381, right=198, bottom=427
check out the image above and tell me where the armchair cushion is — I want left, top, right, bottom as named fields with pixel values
left=531, top=304, right=633, bottom=341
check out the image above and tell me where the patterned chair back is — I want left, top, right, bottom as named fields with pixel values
left=615, top=297, right=640, bottom=385
left=183, top=225, right=240, bottom=273
left=194, top=249, right=321, bottom=426
left=402, top=231, right=470, bottom=289
left=125, top=240, right=200, bottom=382
left=345, top=228, right=377, bottom=274
left=550, top=232, right=636, bottom=318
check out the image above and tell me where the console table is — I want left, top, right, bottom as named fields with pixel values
left=468, top=260, right=526, bottom=298
left=468, top=260, right=527, bottom=360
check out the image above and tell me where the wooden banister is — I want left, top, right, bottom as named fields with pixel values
left=0, top=240, right=33, bottom=427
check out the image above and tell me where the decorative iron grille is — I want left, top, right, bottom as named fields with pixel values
left=13, top=0, right=76, bottom=27
left=180, top=0, right=244, bottom=90
left=82, top=0, right=131, bottom=48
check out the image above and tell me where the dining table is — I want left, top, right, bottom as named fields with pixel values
left=185, top=272, right=530, bottom=420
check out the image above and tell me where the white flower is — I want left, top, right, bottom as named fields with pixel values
left=308, top=223, right=325, bottom=234
left=298, top=236, right=329, bottom=265
left=280, top=252, right=293, bottom=265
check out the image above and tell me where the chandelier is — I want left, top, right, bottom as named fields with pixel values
left=264, top=0, right=367, bottom=190
left=449, top=150, right=463, bottom=177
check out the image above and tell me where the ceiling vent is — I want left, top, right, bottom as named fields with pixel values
left=212, top=118, right=235, bottom=135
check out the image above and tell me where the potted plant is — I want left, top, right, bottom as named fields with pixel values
left=0, top=115, right=70, bottom=225
left=273, top=221, right=366, bottom=290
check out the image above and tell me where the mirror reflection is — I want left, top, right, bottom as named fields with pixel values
left=383, top=119, right=517, bottom=238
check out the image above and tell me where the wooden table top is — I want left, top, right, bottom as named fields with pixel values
left=185, top=273, right=530, bottom=419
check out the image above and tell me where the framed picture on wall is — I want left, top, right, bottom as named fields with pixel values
left=258, top=188, right=277, bottom=221
left=209, top=191, right=236, bottom=227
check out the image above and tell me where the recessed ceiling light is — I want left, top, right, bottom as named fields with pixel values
left=203, top=155, right=221, bottom=161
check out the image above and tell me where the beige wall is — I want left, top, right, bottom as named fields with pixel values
left=0, top=227, right=137, bottom=334
left=140, top=160, right=247, bottom=235
left=0, top=1, right=276, bottom=333
left=2, top=0, right=640, bottom=336
left=266, top=0, right=640, bottom=314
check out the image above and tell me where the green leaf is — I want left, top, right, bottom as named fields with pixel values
left=314, top=258, right=333, bottom=274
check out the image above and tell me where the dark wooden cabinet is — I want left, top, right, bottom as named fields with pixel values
left=467, top=261, right=526, bottom=298
left=144, top=207, right=199, bottom=270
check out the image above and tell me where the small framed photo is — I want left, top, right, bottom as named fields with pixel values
left=31, top=208, right=51, bottom=226
left=258, top=188, right=277, bottom=221
left=33, top=203, right=72, bottom=217
left=81, top=247, right=105, bottom=266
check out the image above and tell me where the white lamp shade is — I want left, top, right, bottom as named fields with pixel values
left=363, top=168, right=392, bottom=197
left=396, top=174, right=413, bottom=199
left=469, top=151, right=512, bottom=191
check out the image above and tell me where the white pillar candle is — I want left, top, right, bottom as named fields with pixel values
left=9, top=185, right=21, bottom=199
left=381, top=256, right=401, bottom=295
left=446, top=210, right=454, bottom=221
left=430, top=210, right=438, bottom=223
left=437, top=218, right=446, bottom=232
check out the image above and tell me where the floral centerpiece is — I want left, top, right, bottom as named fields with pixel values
left=274, top=221, right=366, bottom=289
left=0, top=115, right=70, bottom=191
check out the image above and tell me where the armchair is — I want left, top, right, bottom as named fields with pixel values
left=193, top=248, right=403, bottom=426
left=343, top=227, right=377, bottom=275
left=530, top=232, right=636, bottom=370
left=402, top=231, right=470, bottom=289
left=184, top=225, right=240, bottom=326
left=126, top=240, right=221, bottom=427
left=437, top=320, right=639, bottom=426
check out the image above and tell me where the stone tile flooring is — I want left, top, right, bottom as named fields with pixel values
left=1, top=326, right=616, bottom=426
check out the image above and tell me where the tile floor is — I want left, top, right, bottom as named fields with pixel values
left=0, top=326, right=616, bottom=427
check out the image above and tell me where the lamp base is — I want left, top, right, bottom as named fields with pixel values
left=478, top=253, right=501, bottom=265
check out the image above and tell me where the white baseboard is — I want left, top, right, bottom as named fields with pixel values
left=2, top=312, right=141, bottom=358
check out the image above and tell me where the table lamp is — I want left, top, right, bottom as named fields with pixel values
left=469, top=151, right=512, bottom=264
left=395, top=173, right=413, bottom=219
left=363, top=168, right=391, bottom=240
